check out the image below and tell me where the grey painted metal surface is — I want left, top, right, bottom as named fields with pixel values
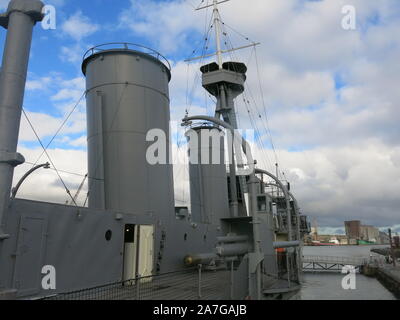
left=83, top=48, right=175, bottom=219
left=0, top=0, right=44, bottom=240
left=200, top=63, right=248, bottom=218
left=0, top=199, right=154, bottom=296
left=254, top=168, right=293, bottom=240
left=186, top=126, right=230, bottom=225
left=273, top=241, right=301, bottom=248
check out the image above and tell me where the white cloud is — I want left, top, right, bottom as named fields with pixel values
left=44, top=0, right=65, bottom=7
left=51, top=76, right=85, bottom=101
left=14, top=146, right=88, bottom=205
left=60, top=43, right=86, bottom=64
left=69, top=136, right=87, bottom=148
left=61, top=11, right=99, bottom=41
left=20, top=74, right=87, bottom=143
left=19, top=109, right=86, bottom=142
left=250, top=140, right=400, bottom=228
left=26, top=77, right=52, bottom=91
left=119, top=0, right=205, bottom=54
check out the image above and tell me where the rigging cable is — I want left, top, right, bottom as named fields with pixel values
left=31, top=91, right=86, bottom=167
left=219, top=20, right=274, bottom=172
left=220, top=19, right=285, bottom=176
left=22, top=108, right=78, bottom=206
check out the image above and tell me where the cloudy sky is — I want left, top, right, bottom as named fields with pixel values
left=0, top=0, right=399, bottom=234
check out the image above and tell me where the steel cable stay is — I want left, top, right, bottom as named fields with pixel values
left=32, top=90, right=86, bottom=167
left=219, top=21, right=274, bottom=173
left=253, top=46, right=284, bottom=171
left=22, top=109, right=78, bottom=206
left=185, top=17, right=214, bottom=116
left=220, top=19, right=286, bottom=178
left=241, top=85, right=275, bottom=172
left=186, top=20, right=214, bottom=114
left=179, top=2, right=215, bottom=205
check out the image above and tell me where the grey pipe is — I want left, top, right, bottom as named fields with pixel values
left=184, top=253, right=219, bottom=267
left=183, top=115, right=255, bottom=176
left=217, top=235, right=249, bottom=243
left=0, top=0, right=44, bottom=239
left=273, top=241, right=300, bottom=249
left=216, top=242, right=250, bottom=257
left=11, top=162, right=50, bottom=199
left=254, top=169, right=293, bottom=241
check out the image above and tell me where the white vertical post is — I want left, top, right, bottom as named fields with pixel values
left=213, top=0, right=223, bottom=69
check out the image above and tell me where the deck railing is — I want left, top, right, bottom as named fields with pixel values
left=41, top=252, right=302, bottom=300
left=41, top=266, right=230, bottom=300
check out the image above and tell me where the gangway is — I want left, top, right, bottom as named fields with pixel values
left=302, top=255, right=367, bottom=273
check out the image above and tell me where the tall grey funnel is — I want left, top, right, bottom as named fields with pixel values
left=0, top=0, right=44, bottom=239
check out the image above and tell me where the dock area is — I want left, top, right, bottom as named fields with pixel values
left=373, top=265, right=400, bottom=299
left=365, top=246, right=400, bottom=298
left=371, top=248, right=400, bottom=259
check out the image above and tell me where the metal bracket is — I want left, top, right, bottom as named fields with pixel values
left=0, top=151, right=25, bottom=167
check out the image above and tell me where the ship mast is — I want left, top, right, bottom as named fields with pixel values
left=192, top=0, right=259, bottom=71
left=184, top=0, right=300, bottom=299
left=212, top=0, right=223, bottom=69
left=192, top=0, right=261, bottom=218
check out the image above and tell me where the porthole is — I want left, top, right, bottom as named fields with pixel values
left=105, top=230, right=112, bottom=241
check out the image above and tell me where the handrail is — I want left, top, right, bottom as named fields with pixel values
left=82, top=42, right=172, bottom=71
left=302, top=255, right=367, bottom=265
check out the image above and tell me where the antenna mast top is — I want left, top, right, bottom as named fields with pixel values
left=196, top=0, right=231, bottom=69
left=187, top=1, right=259, bottom=64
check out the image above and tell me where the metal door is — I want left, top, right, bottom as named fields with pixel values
left=13, top=216, right=47, bottom=296
left=138, top=225, right=154, bottom=280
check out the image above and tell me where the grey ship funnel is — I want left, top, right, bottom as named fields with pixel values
left=0, top=0, right=44, bottom=239
left=186, top=126, right=230, bottom=225
left=82, top=44, right=175, bottom=218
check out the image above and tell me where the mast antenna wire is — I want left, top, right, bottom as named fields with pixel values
left=31, top=91, right=86, bottom=167
left=219, top=21, right=278, bottom=174
left=22, top=109, right=78, bottom=206
left=254, top=46, right=281, bottom=168
left=185, top=13, right=214, bottom=116
left=221, top=18, right=284, bottom=175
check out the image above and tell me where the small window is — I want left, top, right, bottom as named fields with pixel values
left=124, top=224, right=135, bottom=243
left=257, top=196, right=267, bottom=212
